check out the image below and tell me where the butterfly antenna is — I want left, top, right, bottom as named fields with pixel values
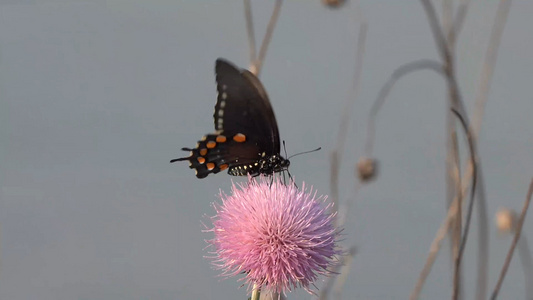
left=288, top=147, right=322, bottom=160
left=282, top=140, right=288, bottom=159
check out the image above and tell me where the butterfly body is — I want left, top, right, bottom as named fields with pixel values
left=227, top=153, right=289, bottom=177
left=171, top=59, right=289, bottom=179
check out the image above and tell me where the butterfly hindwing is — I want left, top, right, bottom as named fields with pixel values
left=172, top=132, right=263, bottom=178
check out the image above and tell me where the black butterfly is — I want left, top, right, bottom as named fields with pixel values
left=171, top=58, right=290, bottom=179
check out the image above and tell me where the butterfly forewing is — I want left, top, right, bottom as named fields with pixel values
left=214, top=59, right=281, bottom=155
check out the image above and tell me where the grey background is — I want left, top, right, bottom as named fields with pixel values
left=1, top=1, right=532, bottom=299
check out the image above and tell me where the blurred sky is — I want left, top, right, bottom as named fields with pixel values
left=1, top=1, right=532, bottom=299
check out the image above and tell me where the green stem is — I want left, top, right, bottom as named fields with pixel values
left=250, top=284, right=261, bottom=300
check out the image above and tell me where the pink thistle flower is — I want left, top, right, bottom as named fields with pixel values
left=207, top=177, right=340, bottom=294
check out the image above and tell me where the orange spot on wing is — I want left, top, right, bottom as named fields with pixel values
left=206, top=141, right=216, bottom=148
left=233, top=133, right=246, bottom=143
left=216, top=135, right=227, bottom=143
left=219, top=164, right=228, bottom=171
left=199, top=148, right=208, bottom=156
left=206, top=163, right=215, bottom=170
left=197, top=157, right=205, bottom=164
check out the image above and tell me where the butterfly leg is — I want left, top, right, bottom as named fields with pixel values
left=285, top=169, right=298, bottom=188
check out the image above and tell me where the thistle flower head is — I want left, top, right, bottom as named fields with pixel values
left=208, top=177, right=340, bottom=294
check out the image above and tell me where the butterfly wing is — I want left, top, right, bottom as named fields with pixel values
left=171, top=132, right=264, bottom=178
left=171, top=59, right=283, bottom=178
left=214, top=59, right=281, bottom=155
